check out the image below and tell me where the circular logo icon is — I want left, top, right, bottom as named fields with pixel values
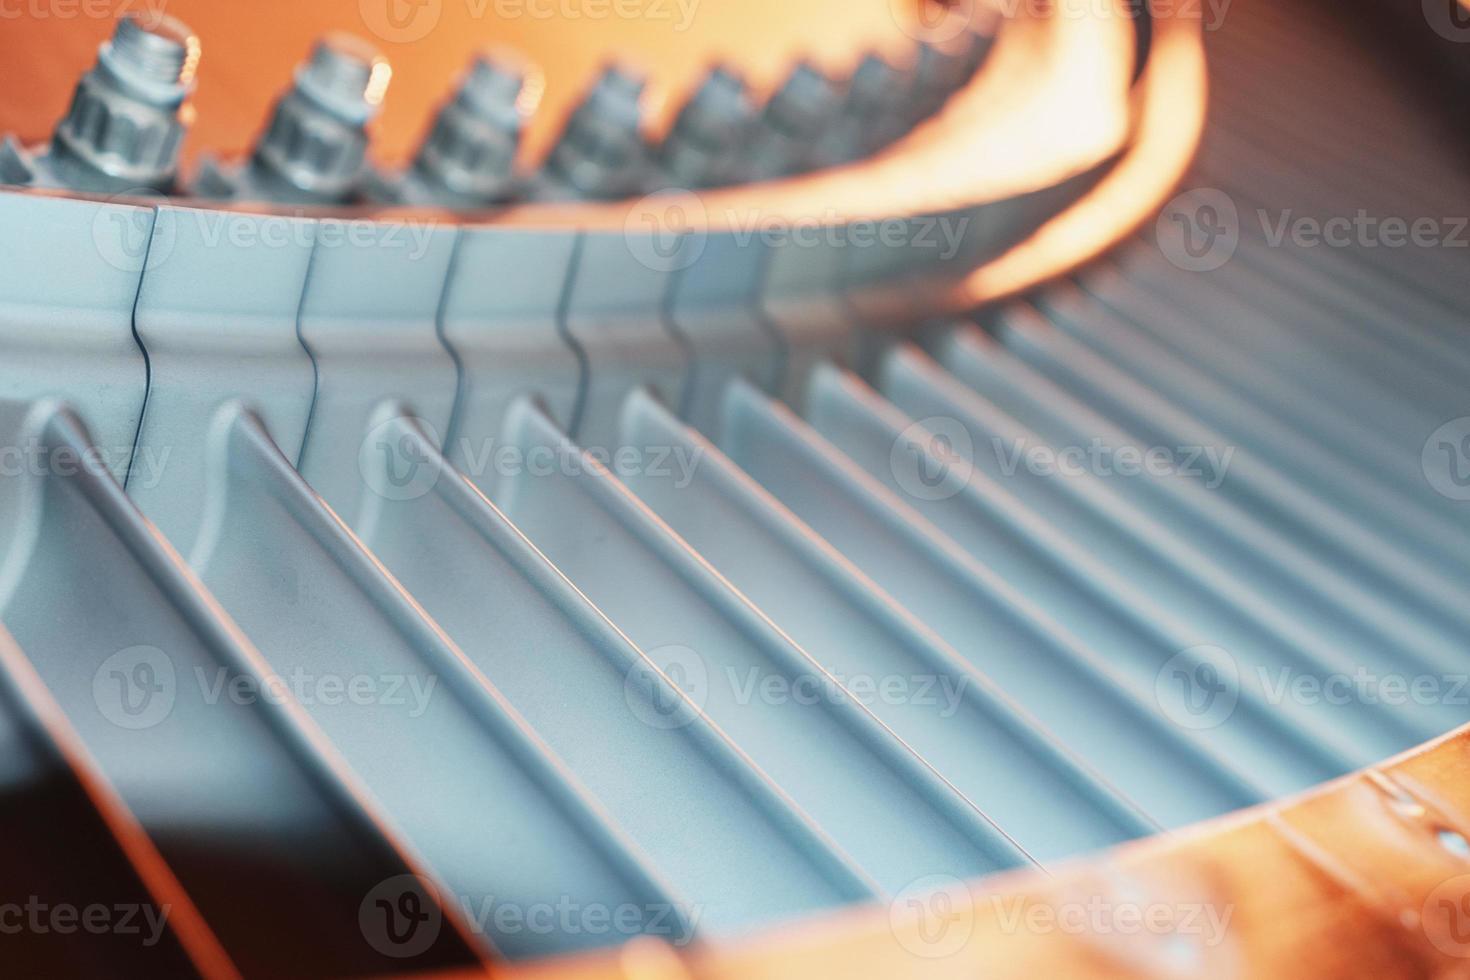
left=92, top=190, right=176, bottom=274
left=1155, top=645, right=1239, bottom=731
left=1424, top=0, right=1470, bottom=42
left=889, top=0, right=979, bottom=43
left=360, top=874, right=445, bottom=958
left=1424, top=874, right=1470, bottom=958
left=623, top=645, right=708, bottom=730
left=890, top=416, right=974, bottom=502
left=93, top=645, right=176, bottom=730
left=890, top=874, right=975, bottom=959
left=1156, top=188, right=1239, bottom=272
left=1423, top=417, right=1470, bottom=501
left=624, top=190, right=707, bottom=273
left=358, top=415, right=443, bottom=502
left=359, top=0, right=443, bottom=43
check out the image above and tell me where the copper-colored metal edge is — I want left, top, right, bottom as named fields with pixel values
left=495, top=722, right=1470, bottom=980
left=0, top=626, right=241, bottom=979
left=935, top=0, right=1210, bottom=311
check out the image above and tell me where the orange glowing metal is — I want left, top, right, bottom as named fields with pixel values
left=945, top=0, right=1210, bottom=306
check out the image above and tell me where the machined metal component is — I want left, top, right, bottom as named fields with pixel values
left=907, top=35, right=972, bottom=126
left=810, top=51, right=909, bottom=167
left=0, top=136, right=35, bottom=186
left=654, top=64, right=755, bottom=190
left=743, top=60, right=843, bottom=181
left=195, top=33, right=389, bottom=204
left=1, top=13, right=198, bottom=194
left=539, top=63, right=650, bottom=200
left=368, top=49, right=535, bottom=207
left=959, top=26, right=994, bottom=80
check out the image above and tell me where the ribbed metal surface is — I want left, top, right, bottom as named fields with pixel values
left=0, top=1, right=1465, bottom=975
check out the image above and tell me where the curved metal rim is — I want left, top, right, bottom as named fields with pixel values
left=938, top=0, right=1209, bottom=311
